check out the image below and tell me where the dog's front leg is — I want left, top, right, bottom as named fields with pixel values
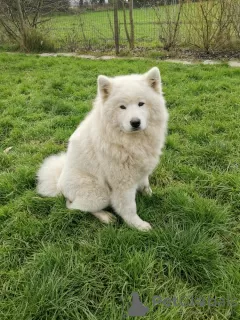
left=111, top=188, right=152, bottom=231
left=138, top=176, right=152, bottom=196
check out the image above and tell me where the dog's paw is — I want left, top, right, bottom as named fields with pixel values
left=136, top=220, right=152, bottom=231
left=92, top=211, right=117, bottom=224
left=141, top=185, right=152, bottom=196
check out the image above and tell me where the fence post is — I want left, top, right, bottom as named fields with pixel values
left=113, top=0, right=119, bottom=54
left=129, top=0, right=134, bottom=49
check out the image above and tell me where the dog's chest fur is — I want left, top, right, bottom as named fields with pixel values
left=97, top=128, right=163, bottom=185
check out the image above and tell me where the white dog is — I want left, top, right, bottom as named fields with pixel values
left=37, top=67, right=168, bottom=231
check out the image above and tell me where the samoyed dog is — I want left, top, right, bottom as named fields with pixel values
left=37, top=67, right=168, bottom=231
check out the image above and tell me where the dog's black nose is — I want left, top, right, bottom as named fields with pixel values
left=130, top=118, right=141, bottom=129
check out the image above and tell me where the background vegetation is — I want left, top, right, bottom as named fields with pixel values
left=0, top=0, right=240, bottom=55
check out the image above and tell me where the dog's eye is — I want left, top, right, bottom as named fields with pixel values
left=120, top=105, right=126, bottom=109
left=138, top=102, right=145, bottom=107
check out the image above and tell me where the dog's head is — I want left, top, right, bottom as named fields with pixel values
left=97, top=67, right=164, bottom=133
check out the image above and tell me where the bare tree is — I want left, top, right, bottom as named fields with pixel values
left=184, top=0, right=234, bottom=53
left=78, top=0, right=84, bottom=7
left=0, top=0, right=70, bottom=51
left=153, top=0, right=183, bottom=51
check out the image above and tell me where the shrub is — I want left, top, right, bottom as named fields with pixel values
left=153, top=0, right=184, bottom=51
left=23, top=29, right=56, bottom=53
left=183, top=0, right=234, bottom=53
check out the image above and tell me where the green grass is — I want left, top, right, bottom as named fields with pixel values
left=0, top=53, right=240, bottom=320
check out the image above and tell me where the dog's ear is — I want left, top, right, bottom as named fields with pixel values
left=98, top=75, right=111, bottom=99
left=145, top=67, right=161, bottom=93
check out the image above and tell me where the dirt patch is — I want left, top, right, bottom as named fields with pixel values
left=6, top=52, right=240, bottom=67
left=172, top=48, right=240, bottom=61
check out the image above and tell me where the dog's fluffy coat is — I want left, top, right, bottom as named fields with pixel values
left=37, top=67, right=168, bottom=230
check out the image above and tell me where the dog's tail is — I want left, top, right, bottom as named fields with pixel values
left=37, top=152, right=66, bottom=197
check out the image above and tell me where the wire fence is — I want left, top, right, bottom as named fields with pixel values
left=40, top=2, right=162, bottom=52
left=1, top=0, right=240, bottom=55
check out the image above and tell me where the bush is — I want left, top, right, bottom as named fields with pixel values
left=183, top=0, right=234, bottom=53
left=23, top=29, right=56, bottom=53
left=153, top=0, right=184, bottom=51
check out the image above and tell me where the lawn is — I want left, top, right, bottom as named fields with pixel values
left=0, top=53, right=240, bottom=320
